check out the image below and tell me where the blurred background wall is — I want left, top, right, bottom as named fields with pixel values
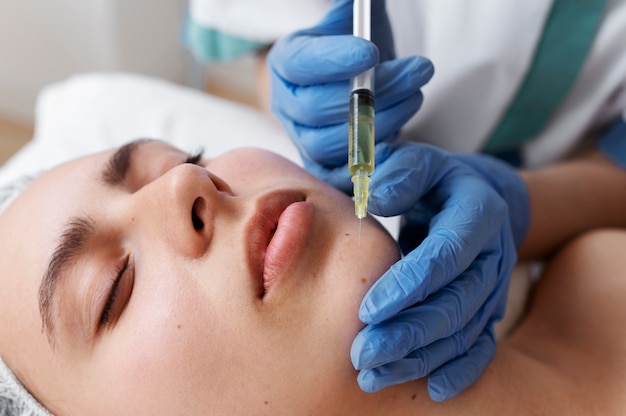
left=0, top=0, right=258, bottom=164
left=0, top=0, right=192, bottom=124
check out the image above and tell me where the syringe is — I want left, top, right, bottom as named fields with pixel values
left=349, top=0, right=375, bottom=220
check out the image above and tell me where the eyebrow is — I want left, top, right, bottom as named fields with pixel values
left=39, top=217, right=95, bottom=344
left=101, top=139, right=149, bottom=186
left=39, top=139, right=146, bottom=345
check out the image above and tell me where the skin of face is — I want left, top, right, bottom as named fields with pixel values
left=0, top=140, right=400, bottom=415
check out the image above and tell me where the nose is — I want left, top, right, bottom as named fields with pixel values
left=131, top=163, right=232, bottom=258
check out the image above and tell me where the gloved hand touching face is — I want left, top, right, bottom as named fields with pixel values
left=268, top=0, right=531, bottom=402
left=350, top=142, right=530, bottom=402
left=267, top=0, right=434, bottom=190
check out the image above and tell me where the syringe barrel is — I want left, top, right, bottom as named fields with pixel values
left=348, top=89, right=375, bottom=176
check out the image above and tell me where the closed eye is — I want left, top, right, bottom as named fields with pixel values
left=184, top=149, right=205, bottom=166
left=99, top=256, right=133, bottom=328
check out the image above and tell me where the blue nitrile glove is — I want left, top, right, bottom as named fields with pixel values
left=597, top=114, right=626, bottom=169
left=267, top=0, right=434, bottom=191
left=351, top=142, right=530, bottom=402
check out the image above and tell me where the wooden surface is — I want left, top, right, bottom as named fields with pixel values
left=0, top=118, right=33, bottom=166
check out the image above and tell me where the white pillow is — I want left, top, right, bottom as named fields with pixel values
left=0, top=72, right=299, bottom=187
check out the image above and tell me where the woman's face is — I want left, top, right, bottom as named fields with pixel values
left=0, top=140, right=399, bottom=415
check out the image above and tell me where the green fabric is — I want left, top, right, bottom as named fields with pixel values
left=184, top=19, right=268, bottom=62
left=483, top=0, right=609, bottom=153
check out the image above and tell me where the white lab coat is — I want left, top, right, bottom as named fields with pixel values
left=186, top=0, right=626, bottom=167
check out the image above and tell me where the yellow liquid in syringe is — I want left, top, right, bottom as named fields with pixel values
left=349, top=89, right=375, bottom=219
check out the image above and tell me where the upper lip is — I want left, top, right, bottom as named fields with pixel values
left=245, top=189, right=306, bottom=297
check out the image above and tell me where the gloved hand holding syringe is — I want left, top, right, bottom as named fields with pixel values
left=266, top=0, right=529, bottom=401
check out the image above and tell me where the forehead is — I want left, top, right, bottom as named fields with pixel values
left=0, top=150, right=108, bottom=281
left=3, top=148, right=110, bottom=235
left=0, top=149, right=115, bottom=362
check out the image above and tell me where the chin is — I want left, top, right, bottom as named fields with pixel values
left=331, top=217, right=401, bottom=322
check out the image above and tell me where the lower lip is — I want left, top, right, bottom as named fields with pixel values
left=263, top=200, right=315, bottom=297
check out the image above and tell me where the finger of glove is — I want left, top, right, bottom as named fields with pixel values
left=271, top=91, right=347, bottom=165
left=271, top=75, right=350, bottom=127
left=455, top=153, right=531, bottom=248
left=374, top=56, right=434, bottom=113
left=373, top=93, right=424, bottom=148
left=355, top=311, right=489, bottom=392
left=270, top=34, right=378, bottom=86
left=357, top=356, right=423, bottom=393
left=362, top=233, right=514, bottom=371
left=362, top=177, right=509, bottom=323
left=302, top=157, right=353, bottom=192
left=352, top=254, right=497, bottom=368
left=427, top=327, right=497, bottom=402
left=295, top=121, right=350, bottom=167
left=278, top=56, right=432, bottom=137
left=411, top=179, right=516, bottom=324
left=367, top=143, right=450, bottom=217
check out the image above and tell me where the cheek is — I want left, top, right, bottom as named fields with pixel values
left=94, top=264, right=271, bottom=413
left=209, top=150, right=311, bottom=188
